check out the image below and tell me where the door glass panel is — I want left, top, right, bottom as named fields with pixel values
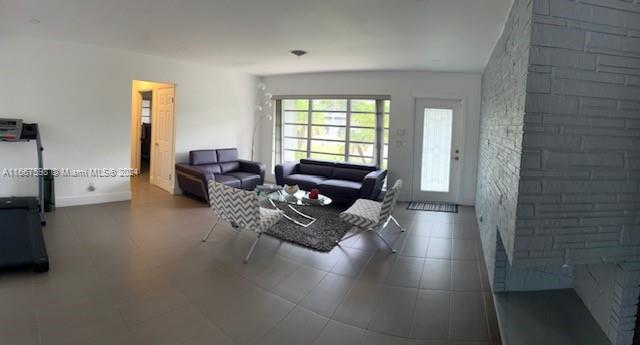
left=421, top=108, right=453, bottom=192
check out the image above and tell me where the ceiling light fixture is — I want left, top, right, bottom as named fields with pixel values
left=28, top=18, right=40, bottom=24
left=289, top=50, right=308, bottom=57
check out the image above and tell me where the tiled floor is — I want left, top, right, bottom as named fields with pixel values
left=0, top=176, right=501, bottom=345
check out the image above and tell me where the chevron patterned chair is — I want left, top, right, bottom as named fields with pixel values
left=338, top=179, right=405, bottom=253
left=202, top=180, right=283, bottom=263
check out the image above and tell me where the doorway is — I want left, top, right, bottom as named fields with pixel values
left=130, top=80, right=176, bottom=194
left=411, top=98, right=464, bottom=203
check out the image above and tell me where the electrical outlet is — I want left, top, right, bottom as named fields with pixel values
left=88, top=182, right=96, bottom=192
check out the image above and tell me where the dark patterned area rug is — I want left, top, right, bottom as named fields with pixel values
left=407, top=201, right=458, bottom=213
left=264, top=202, right=352, bottom=252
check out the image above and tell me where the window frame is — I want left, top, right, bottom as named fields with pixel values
left=279, top=96, right=390, bottom=167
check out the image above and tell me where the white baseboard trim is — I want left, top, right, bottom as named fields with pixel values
left=56, top=191, right=132, bottom=207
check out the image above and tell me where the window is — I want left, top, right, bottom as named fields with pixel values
left=280, top=97, right=390, bottom=167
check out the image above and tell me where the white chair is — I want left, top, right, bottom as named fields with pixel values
left=338, top=179, right=405, bottom=253
left=202, top=180, right=283, bottom=263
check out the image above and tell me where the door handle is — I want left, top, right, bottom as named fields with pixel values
left=154, top=143, right=159, bottom=146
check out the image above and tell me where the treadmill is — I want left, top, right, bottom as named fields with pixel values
left=0, top=118, right=49, bottom=272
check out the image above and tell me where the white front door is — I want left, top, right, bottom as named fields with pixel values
left=150, top=86, right=175, bottom=193
left=412, top=98, right=463, bottom=203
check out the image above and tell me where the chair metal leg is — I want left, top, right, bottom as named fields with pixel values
left=373, top=229, right=397, bottom=253
left=336, top=227, right=367, bottom=243
left=389, top=216, right=405, bottom=232
left=244, top=232, right=262, bottom=263
left=201, top=218, right=219, bottom=242
left=337, top=224, right=397, bottom=254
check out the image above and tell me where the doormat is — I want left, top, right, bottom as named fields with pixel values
left=407, top=201, right=458, bottom=213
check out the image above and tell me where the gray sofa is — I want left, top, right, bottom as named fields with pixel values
left=175, top=148, right=265, bottom=201
left=275, top=159, right=387, bottom=204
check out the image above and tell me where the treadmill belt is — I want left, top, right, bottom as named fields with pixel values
left=0, top=209, right=34, bottom=266
left=0, top=198, right=49, bottom=272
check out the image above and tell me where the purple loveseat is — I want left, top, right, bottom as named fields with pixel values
left=275, top=159, right=387, bottom=204
left=175, top=148, right=265, bottom=201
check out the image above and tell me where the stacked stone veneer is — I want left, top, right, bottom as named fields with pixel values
left=574, top=262, right=640, bottom=345
left=476, top=0, right=532, bottom=287
left=476, top=0, right=640, bottom=344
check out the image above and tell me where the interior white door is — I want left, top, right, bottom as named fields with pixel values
left=412, top=98, right=463, bottom=203
left=150, top=86, right=175, bottom=193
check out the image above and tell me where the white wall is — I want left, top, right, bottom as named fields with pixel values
left=258, top=71, right=481, bottom=204
left=0, top=36, right=257, bottom=206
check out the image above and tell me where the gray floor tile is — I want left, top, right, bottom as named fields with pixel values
left=452, top=239, right=478, bottom=261
left=313, top=320, right=365, bottom=345
left=331, top=247, right=374, bottom=278
left=449, top=292, right=489, bottom=341
left=333, top=280, right=381, bottom=328
left=259, top=306, right=328, bottom=345
left=401, top=236, right=430, bottom=257
left=410, top=290, right=450, bottom=340
left=360, top=330, right=408, bottom=345
left=0, top=315, right=39, bottom=345
left=301, top=273, right=356, bottom=318
left=271, top=265, right=327, bottom=303
left=358, top=251, right=398, bottom=283
left=128, top=304, right=218, bottom=345
left=368, top=286, right=418, bottom=337
left=427, top=238, right=452, bottom=259
left=420, top=259, right=452, bottom=291
left=451, top=261, right=482, bottom=291
left=386, top=256, right=425, bottom=288
left=429, top=222, right=455, bottom=239
left=116, top=286, right=191, bottom=326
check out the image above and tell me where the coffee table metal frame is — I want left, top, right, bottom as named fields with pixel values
left=257, top=189, right=331, bottom=228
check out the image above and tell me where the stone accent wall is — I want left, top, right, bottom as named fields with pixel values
left=478, top=0, right=640, bottom=343
left=513, top=0, right=640, bottom=269
left=476, top=0, right=533, bottom=286
left=574, top=262, right=640, bottom=345
left=494, top=230, right=573, bottom=291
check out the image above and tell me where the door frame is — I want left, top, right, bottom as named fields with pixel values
left=410, top=97, right=466, bottom=203
left=130, top=80, right=176, bottom=194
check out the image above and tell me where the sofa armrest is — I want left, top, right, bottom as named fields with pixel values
left=238, top=159, right=266, bottom=183
left=175, top=163, right=215, bottom=201
left=360, top=169, right=387, bottom=200
left=275, top=162, right=298, bottom=185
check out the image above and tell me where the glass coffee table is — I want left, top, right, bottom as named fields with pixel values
left=255, top=188, right=332, bottom=227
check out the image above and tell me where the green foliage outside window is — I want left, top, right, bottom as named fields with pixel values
left=283, top=98, right=390, bottom=166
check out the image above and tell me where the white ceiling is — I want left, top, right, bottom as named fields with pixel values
left=0, top=0, right=512, bottom=75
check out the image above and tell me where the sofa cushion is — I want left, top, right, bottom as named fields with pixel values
left=217, top=148, right=239, bottom=162
left=334, top=161, right=377, bottom=171
left=175, top=163, right=221, bottom=177
left=298, top=161, right=334, bottom=177
left=318, top=179, right=363, bottom=201
left=214, top=174, right=241, bottom=188
left=300, top=158, right=335, bottom=166
left=225, top=172, right=261, bottom=189
left=331, top=167, right=374, bottom=182
left=220, top=161, right=241, bottom=173
left=282, top=174, right=327, bottom=189
left=189, top=150, right=217, bottom=165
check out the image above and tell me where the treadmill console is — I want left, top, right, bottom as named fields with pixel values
left=0, top=118, right=24, bottom=142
